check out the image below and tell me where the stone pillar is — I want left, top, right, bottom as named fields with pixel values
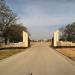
left=23, top=31, right=28, bottom=47
left=53, top=30, right=59, bottom=47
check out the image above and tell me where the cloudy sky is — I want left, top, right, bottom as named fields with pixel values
left=6, top=0, right=75, bottom=40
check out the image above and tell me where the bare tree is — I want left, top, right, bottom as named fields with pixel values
left=0, top=0, right=17, bottom=44
left=8, top=24, right=28, bottom=43
left=60, top=22, right=75, bottom=42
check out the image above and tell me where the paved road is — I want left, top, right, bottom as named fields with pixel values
left=0, top=43, right=75, bottom=75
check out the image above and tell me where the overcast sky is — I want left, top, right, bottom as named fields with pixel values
left=6, top=0, right=75, bottom=40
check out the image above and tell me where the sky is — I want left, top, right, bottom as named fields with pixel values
left=6, top=0, right=75, bottom=40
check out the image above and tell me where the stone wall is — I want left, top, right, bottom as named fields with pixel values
left=0, top=42, right=27, bottom=48
left=57, top=41, right=75, bottom=46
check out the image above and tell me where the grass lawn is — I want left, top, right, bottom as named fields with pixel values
left=56, top=48, right=75, bottom=61
left=0, top=49, right=25, bottom=60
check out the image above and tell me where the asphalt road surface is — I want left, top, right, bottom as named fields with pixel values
left=0, top=42, right=75, bottom=75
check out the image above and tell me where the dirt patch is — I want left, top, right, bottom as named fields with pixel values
left=56, top=48, right=75, bottom=61
left=0, top=49, right=25, bottom=60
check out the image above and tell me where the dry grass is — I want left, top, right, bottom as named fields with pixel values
left=56, top=48, right=75, bottom=61
left=0, top=49, right=24, bottom=60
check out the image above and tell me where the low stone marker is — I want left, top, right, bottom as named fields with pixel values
left=0, top=31, right=29, bottom=48
left=23, top=31, right=28, bottom=47
left=53, top=30, right=75, bottom=47
left=53, top=30, right=59, bottom=47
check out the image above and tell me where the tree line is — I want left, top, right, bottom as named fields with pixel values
left=60, top=22, right=75, bottom=42
left=0, top=0, right=29, bottom=44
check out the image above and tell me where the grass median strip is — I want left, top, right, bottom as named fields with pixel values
left=56, top=48, right=75, bottom=61
left=0, top=49, right=25, bottom=60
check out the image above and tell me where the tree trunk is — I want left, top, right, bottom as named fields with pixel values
left=4, top=35, right=8, bottom=45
